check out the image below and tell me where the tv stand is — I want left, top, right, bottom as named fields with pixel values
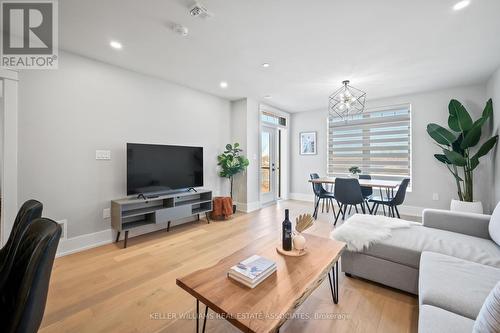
left=111, top=190, right=212, bottom=248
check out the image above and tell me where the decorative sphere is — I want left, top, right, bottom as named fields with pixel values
left=293, top=234, right=306, bottom=251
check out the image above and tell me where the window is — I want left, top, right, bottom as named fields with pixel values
left=261, top=112, right=286, bottom=126
left=327, top=104, right=411, bottom=186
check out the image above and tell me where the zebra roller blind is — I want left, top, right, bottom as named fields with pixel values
left=327, top=104, right=412, bottom=184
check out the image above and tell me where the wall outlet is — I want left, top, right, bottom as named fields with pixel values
left=432, top=193, right=439, bottom=201
left=96, top=150, right=111, bottom=160
left=57, top=219, right=67, bottom=240
left=103, top=208, right=111, bottom=219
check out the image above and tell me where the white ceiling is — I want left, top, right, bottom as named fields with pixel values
left=59, top=0, right=500, bottom=112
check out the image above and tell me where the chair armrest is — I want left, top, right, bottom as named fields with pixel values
left=422, top=209, right=491, bottom=239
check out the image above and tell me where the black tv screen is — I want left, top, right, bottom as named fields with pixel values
left=127, top=143, right=203, bottom=195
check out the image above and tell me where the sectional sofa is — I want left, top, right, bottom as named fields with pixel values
left=341, top=204, right=500, bottom=332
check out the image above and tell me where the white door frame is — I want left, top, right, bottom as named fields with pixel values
left=0, top=69, right=19, bottom=246
left=260, top=125, right=278, bottom=205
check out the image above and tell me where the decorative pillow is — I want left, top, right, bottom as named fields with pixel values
left=473, top=281, right=500, bottom=333
left=489, top=202, right=500, bottom=246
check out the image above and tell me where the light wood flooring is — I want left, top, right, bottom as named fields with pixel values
left=40, top=200, right=418, bottom=333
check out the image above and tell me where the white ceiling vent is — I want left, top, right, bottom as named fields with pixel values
left=189, top=2, right=213, bottom=19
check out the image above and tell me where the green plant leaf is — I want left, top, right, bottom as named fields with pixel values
left=225, top=144, right=232, bottom=150
left=448, top=99, right=473, bottom=133
left=473, top=135, right=499, bottom=159
left=443, top=148, right=466, bottom=166
left=461, top=124, right=482, bottom=149
left=233, top=142, right=240, bottom=148
left=452, top=134, right=464, bottom=155
left=469, top=156, right=479, bottom=171
left=427, top=123, right=456, bottom=145
left=483, top=98, right=493, bottom=120
left=434, top=154, right=451, bottom=164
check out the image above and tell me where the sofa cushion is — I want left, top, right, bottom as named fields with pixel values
left=473, top=281, right=500, bottom=333
left=360, top=224, right=500, bottom=269
left=490, top=202, right=500, bottom=246
left=419, top=304, right=475, bottom=333
left=419, top=252, right=500, bottom=319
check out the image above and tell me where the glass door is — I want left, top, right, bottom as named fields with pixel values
left=261, top=126, right=277, bottom=205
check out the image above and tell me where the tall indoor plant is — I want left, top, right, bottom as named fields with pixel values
left=427, top=99, right=498, bottom=212
left=217, top=143, right=250, bottom=200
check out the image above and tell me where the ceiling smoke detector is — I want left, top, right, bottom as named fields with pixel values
left=189, top=2, right=213, bottom=19
left=172, top=23, right=189, bottom=36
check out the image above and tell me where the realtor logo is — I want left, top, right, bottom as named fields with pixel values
left=1, top=0, right=58, bottom=69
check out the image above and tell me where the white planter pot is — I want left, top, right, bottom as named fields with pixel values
left=450, top=199, right=483, bottom=214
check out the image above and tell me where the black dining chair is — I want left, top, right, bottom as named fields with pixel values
left=370, top=178, right=410, bottom=218
left=334, top=178, right=367, bottom=225
left=0, top=218, right=61, bottom=333
left=358, top=174, right=373, bottom=214
left=310, top=173, right=337, bottom=220
left=0, top=200, right=43, bottom=291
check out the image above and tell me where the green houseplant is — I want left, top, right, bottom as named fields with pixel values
left=217, top=143, right=250, bottom=200
left=348, top=166, right=362, bottom=177
left=426, top=99, right=498, bottom=209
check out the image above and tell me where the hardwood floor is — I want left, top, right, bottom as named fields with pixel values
left=40, top=200, right=418, bottom=333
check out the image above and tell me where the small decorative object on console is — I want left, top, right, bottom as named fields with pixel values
left=293, top=214, right=314, bottom=252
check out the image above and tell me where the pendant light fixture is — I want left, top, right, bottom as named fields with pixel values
left=328, top=80, right=366, bottom=120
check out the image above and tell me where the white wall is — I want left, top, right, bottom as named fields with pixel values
left=291, top=84, right=493, bottom=212
left=230, top=99, right=248, bottom=203
left=229, top=98, right=262, bottom=211
left=487, top=66, right=500, bottom=208
left=18, top=52, right=231, bottom=238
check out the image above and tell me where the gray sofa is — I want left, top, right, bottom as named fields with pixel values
left=341, top=206, right=500, bottom=332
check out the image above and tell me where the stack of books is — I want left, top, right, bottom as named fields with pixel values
left=228, top=255, right=277, bottom=288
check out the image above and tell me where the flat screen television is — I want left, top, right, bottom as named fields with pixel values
left=127, top=143, right=203, bottom=195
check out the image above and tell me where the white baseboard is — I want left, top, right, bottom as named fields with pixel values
left=289, top=192, right=424, bottom=217
left=289, top=193, right=315, bottom=202
left=56, top=229, right=113, bottom=257
left=235, top=201, right=261, bottom=213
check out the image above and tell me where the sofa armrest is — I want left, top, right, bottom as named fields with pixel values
left=422, top=209, right=491, bottom=239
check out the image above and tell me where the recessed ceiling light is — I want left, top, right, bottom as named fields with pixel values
left=110, top=40, right=122, bottom=49
left=219, top=81, right=228, bottom=89
left=262, top=63, right=270, bottom=68
left=453, top=0, right=470, bottom=11
left=264, top=95, right=272, bottom=99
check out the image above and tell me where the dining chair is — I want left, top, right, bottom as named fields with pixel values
left=334, top=178, right=367, bottom=225
left=370, top=178, right=410, bottom=218
left=358, top=174, right=373, bottom=214
left=0, top=218, right=61, bottom=333
left=310, top=173, right=337, bottom=220
left=0, top=200, right=43, bottom=291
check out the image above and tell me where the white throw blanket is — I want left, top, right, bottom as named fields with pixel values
left=331, top=214, right=412, bottom=252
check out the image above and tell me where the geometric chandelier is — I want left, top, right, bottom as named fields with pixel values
left=328, top=80, right=367, bottom=120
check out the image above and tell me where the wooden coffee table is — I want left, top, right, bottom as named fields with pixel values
left=176, top=233, right=346, bottom=333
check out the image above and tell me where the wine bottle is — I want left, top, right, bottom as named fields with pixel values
left=282, top=209, right=292, bottom=251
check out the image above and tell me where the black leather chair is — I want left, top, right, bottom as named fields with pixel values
left=0, top=200, right=43, bottom=290
left=0, top=218, right=61, bottom=333
left=334, top=178, right=367, bottom=225
left=370, top=178, right=410, bottom=218
left=310, top=173, right=337, bottom=220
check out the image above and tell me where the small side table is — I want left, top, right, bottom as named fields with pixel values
left=210, top=197, right=233, bottom=220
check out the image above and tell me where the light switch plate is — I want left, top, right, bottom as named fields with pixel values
left=96, top=150, right=111, bottom=160
left=103, top=208, right=111, bottom=219
left=432, top=193, right=439, bottom=201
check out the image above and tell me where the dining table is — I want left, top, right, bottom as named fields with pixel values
left=309, top=177, right=402, bottom=216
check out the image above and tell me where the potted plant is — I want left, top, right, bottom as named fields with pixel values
left=217, top=143, right=250, bottom=213
left=348, top=166, right=362, bottom=178
left=426, top=99, right=498, bottom=213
